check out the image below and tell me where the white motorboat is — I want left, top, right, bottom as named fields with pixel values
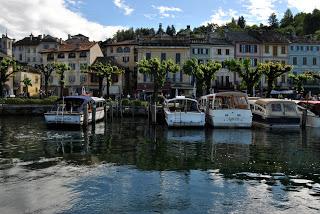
left=44, top=96, right=106, bottom=126
left=200, top=92, right=252, bottom=128
left=249, top=98, right=300, bottom=128
left=295, top=100, right=320, bottom=127
left=163, top=96, right=205, bottom=127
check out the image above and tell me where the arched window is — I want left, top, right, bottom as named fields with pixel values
left=123, top=47, right=130, bottom=53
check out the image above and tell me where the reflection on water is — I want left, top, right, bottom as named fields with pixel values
left=0, top=116, right=320, bottom=213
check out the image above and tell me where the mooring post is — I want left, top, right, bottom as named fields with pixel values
left=301, top=108, right=307, bottom=129
left=83, top=104, right=88, bottom=128
left=120, top=98, right=123, bottom=118
left=104, top=102, right=107, bottom=122
left=151, top=101, right=157, bottom=124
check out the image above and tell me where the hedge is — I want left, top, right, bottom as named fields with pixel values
left=0, top=96, right=59, bottom=105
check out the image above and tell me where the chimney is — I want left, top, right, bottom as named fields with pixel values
left=68, top=34, right=71, bottom=39
left=59, top=38, right=62, bottom=44
left=30, top=33, right=33, bottom=40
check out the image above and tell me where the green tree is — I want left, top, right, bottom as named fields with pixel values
left=0, top=58, right=21, bottom=98
left=268, top=13, right=279, bottom=28
left=303, top=9, right=320, bottom=35
left=224, top=59, right=263, bottom=96
left=54, top=63, right=70, bottom=97
left=165, top=25, right=176, bottom=36
left=260, top=62, right=292, bottom=97
left=21, top=77, right=32, bottom=95
left=237, top=16, right=246, bottom=28
left=288, top=73, right=313, bottom=94
left=35, top=63, right=55, bottom=97
left=183, top=59, right=221, bottom=96
left=200, top=61, right=222, bottom=94
left=137, top=58, right=179, bottom=102
left=87, top=61, right=123, bottom=98
left=280, top=9, right=294, bottom=28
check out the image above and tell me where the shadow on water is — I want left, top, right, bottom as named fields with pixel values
left=1, top=116, right=320, bottom=213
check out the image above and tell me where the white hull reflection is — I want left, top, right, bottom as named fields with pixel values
left=207, top=129, right=253, bottom=145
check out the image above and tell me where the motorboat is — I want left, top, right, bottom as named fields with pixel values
left=44, top=96, right=106, bottom=126
left=163, top=96, right=205, bottom=127
left=200, top=92, right=252, bottom=128
left=249, top=98, right=300, bottom=128
left=295, top=100, right=320, bottom=127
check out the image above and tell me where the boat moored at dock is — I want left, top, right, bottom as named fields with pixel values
left=249, top=98, right=300, bottom=128
left=295, top=100, right=320, bottom=127
left=163, top=96, right=205, bottom=127
left=200, top=92, right=252, bottom=128
left=44, top=96, right=106, bottom=126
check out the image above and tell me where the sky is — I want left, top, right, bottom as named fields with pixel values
left=0, top=0, right=319, bottom=41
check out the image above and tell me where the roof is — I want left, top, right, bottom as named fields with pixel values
left=255, top=98, right=297, bottom=105
left=104, top=40, right=138, bottom=46
left=289, top=36, right=320, bottom=45
left=92, top=56, right=125, bottom=69
left=14, top=34, right=59, bottom=46
left=249, top=30, right=289, bottom=44
left=225, top=31, right=260, bottom=43
left=41, top=42, right=96, bottom=53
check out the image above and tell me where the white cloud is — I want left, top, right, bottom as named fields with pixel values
left=203, top=8, right=238, bottom=25
left=287, top=0, right=320, bottom=13
left=113, top=0, right=134, bottom=15
left=244, top=0, right=278, bottom=24
left=0, top=0, right=126, bottom=41
left=152, top=5, right=182, bottom=18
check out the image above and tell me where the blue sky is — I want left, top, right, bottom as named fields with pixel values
left=0, top=0, right=319, bottom=40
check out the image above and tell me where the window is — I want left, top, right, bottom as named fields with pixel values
left=175, top=53, right=181, bottom=64
left=33, top=48, right=36, bottom=53
left=317, top=47, right=320, bottom=51
left=68, top=75, right=76, bottom=83
left=199, top=48, right=204, bottom=54
left=239, top=44, right=242, bottom=53
left=68, top=52, right=76, bottom=58
left=80, top=63, right=88, bottom=70
left=271, top=103, right=282, bottom=112
left=245, top=45, right=250, bottom=53
left=35, top=76, right=39, bottom=84
left=69, top=63, right=76, bottom=70
left=172, top=73, right=176, bottom=82
left=57, top=53, right=65, bottom=59
left=206, top=49, right=209, bottom=55
left=311, top=46, right=314, bottom=51
left=296, top=46, right=299, bottom=51
left=281, top=60, right=285, bottom=65
left=80, top=75, right=87, bottom=83
left=91, top=73, right=100, bottom=83
left=303, top=57, right=307, bottom=65
left=180, top=71, right=183, bottom=82
left=290, top=46, right=294, bottom=51
left=116, top=47, right=123, bottom=53
left=284, top=103, right=295, bottom=112
left=265, top=45, right=269, bottom=53
left=217, top=49, right=222, bottom=55
left=281, top=74, right=286, bottom=83
left=254, top=45, right=257, bottom=53
left=273, top=46, right=278, bottom=56
left=33, top=57, right=36, bottom=62
left=300, top=46, right=303, bottom=51
left=226, top=49, right=229, bottom=55
left=161, top=53, right=166, bottom=61
left=123, top=47, right=130, bottom=53
left=146, top=52, right=151, bottom=60
left=27, top=57, right=30, bottom=62
left=293, top=57, right=297, bottom=65
left=134, top=55, right=138, bottom=62
left=313, top=57, right=317, bottom=65
left=281, top=46, right=286, bottom=54
left=253, top=58, right=258, bottom=66
left=19, top=54, right=22, bottom=61
left=27, top=48, right=30, bottom=53
left=143, top=74, right=147, bottom=82
left=123, top=56, right=129, bottom=62
left=307, top=46, right=309, bottom=51
left=192, top=48, right=196, bottom=54
left=44, top=44, right=49, bottom=49
left=79, top=52, right=87, bottom=58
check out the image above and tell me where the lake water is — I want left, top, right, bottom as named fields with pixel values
left=0, top=116, right=320, bottom=213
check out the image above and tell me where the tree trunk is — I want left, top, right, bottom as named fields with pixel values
left=152, top=70, right=158, bottom=103
left=247, top=83, right=254, bottom=96
left=266, top=79, right=273, bottom=98
left=60, top=72, right=64, bottom=98
left=106, top=79, right=110, bottom=99
left=205, top=79, right=211, bottom=94
left=98, top=77, right=103, bottom=98
left=44, top=77, right=49, bottom=98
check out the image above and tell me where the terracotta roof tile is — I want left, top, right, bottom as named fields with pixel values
left=41, top=42, right=96, bottom=53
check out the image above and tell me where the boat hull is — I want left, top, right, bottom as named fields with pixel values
left=306, top=115, right=320, bottom=127
left=164, top=111, right=205, bottom=127
left=252, top=114, right=300, bottom=128
left=207, top=109, right=252, bottom=128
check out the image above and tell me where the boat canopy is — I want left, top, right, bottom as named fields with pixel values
left=255, top=98, right=296, bottom=106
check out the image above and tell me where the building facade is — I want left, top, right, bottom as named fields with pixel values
left=13, top=67, right=41, bottom=96
left=40, top=34, right=114, bottom=96
left=0, top=34, right=14, bottom=96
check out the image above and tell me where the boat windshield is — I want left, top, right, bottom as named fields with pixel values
left=213, top=95, right=249, bottom=110
left=167, top=99, right=199, bottom=112
left=52, top=98, right=85, bottom=112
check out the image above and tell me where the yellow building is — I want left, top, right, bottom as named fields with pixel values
left=136, top=33, right=193, bottom=97
left=13, top=67, right=41, bottom=96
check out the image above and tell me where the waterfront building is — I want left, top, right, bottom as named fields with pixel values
left=288, top=37, right=320, bottom=92
left=13, top=65, right=41, bottom=96
left=41, top=34, right=111, bottom=96
left=136, top=27, right=192, bottom=97
left=101, top=39, right=138, bottom=95
left=13, top=34, right=61, bottom=66
left=0, top=34, right=14, bottom=96
left=250, top=30, right=290, bottom=89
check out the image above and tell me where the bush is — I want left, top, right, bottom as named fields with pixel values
left=121, top=98, right=130, bottom=106
left=0, top=96, right=59, bottom=105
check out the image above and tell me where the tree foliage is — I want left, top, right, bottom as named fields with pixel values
left=260, top=62, right=292, bottom=97
left=21, top=77, right=32, bottom=94
left=35, top=63, right=55, bottom=97
left=237, top=16, right=246, bottom=29
left=268, top=13, right=279, bottom=29
left=224, top=59, right=263, bottom=96
left=288, top=72, right=313, bottom=94
left=0, top=58, right=21, bottom=97
left=137, top=58, right=179, bottom=102
left=54, top=63, right=70, bottom=97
